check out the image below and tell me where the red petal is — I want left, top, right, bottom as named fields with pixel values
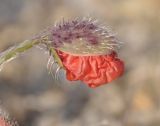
left=57, top=51, right=124, bottom=88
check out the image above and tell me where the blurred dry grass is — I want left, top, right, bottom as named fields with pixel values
left=0, top=0, right=160, bottom=126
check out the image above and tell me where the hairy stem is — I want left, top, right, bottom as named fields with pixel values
left=0, top=40, right=40, bottom=71
left=0, top=39, right=64, bottom=71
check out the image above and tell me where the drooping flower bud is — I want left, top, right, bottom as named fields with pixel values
left=47, top=18, right=125, bottom=88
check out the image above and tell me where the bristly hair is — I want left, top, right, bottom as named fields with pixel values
left=34, top=17, right=121, bottom=56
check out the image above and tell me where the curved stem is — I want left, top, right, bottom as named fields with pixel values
left=0, top=39, right=64, bottom=72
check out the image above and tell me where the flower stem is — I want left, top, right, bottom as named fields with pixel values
left=0, top=39, right=40, bottom=71
left=0, top=39, right=64, bottom=72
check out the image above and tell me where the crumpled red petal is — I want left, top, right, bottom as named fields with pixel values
left=57, top=51, right=124, bottom=88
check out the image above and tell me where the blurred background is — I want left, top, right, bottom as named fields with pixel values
left=0, top=0, right=160, bottom=126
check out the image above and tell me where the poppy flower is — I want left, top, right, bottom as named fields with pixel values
left=46, top=18, right=125, bottom=88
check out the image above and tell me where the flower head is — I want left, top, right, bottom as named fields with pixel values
left=44, top=18, right=125, bottom=88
